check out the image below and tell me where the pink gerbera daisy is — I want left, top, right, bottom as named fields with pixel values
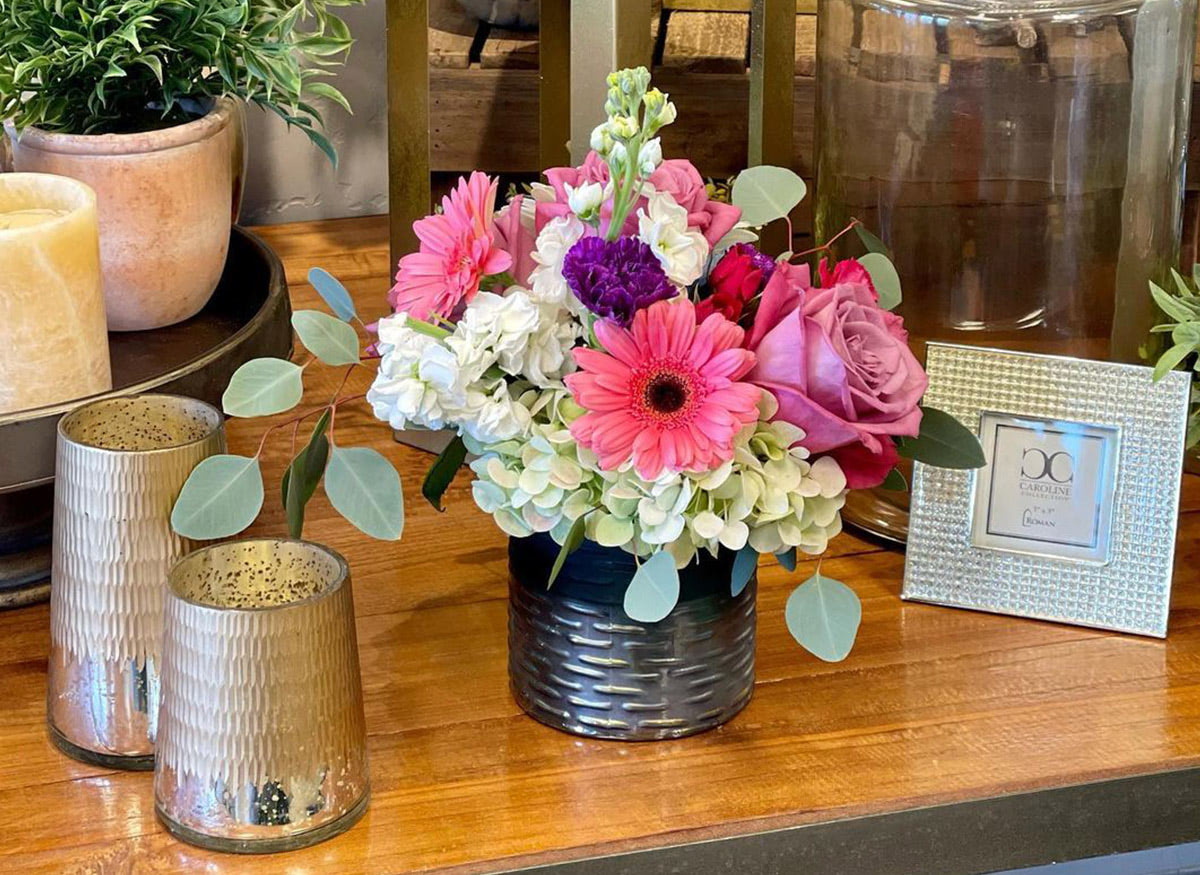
left=389, top=172, right=513, bottom=320
left=565, top=298, right=762, bottom=480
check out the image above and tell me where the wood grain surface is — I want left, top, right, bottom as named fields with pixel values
left=3, top=216, right=1199, bottom=874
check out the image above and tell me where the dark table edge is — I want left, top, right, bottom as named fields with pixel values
left=499, top=766, right=1200, bottom=875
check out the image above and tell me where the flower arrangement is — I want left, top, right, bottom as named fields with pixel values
left=171, top=67, right=982, bottom=661
left=366, top=67, right=984, bottom=658
left=0, top=0, right=358, bottom=160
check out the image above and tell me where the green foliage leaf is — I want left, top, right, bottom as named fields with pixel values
left=0, top=0, right=357, bottom=163
left=1154, top=343, right=1194, bottom=382
left=171, top=454, right=264, bottom=540
left=283, top=410, right=331, bottom=539
left=730, top=545, right=758, bottom=597
left=292, top=309, right=359, bottom=365
left=422, top=435, right=467, bottom=511
left=307, top=267, right=357, bottom=321
left=222, top=358, right=304, bottom=417
left=623, top=551, right=680, bottom=623
left=785, top=571, right=862, bottom=662
left=1171, top=268, right=1196, bottom=298
left=1151, top=281, right=1199, bottom=323
left=731, top=165, right=807, bottom=227
left=897, top=406, right=986, bottom=470
left=324, top=446, right=405, bottom=540
left=858, top=252, right=902, bottom=311
left=548, top=515, right=587, bottom=589
left=881, top=467, right=908, bottom=492
left=776, top=546, right=797, bottom=572
left=854, top=223, right=889, bottom=256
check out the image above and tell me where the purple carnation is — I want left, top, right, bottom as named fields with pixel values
left=561, top=236, right=677, bottom=327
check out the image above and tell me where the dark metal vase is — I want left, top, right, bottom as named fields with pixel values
left=508, top=535, right=756, bottom=741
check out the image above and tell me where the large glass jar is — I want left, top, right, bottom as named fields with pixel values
left=815, top=0, right=1197, bottom=541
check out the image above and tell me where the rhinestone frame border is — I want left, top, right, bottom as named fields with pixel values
left=902, top=343, right=1192, bottom=637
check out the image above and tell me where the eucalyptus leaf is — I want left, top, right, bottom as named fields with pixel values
left=422, top=434, right=467, bottom=511
left=730, top=545, right=758, bottom=597
left=776, top=546, right=797, bottom=572
left=292, top=309, right=359, bottom=365
left=222, top=358, right=304, bottom=418
left=324, top=446, right=405, bottom=540
left=170, top=454, right=264, bottom=540
left=623, top=551, right=680, bottom=623
left=897, top=406, right=986, bottom=470
left=307, top=267, right=357, bottom=321
left=785, top=571, right=862, bottom=662
left=858, top=252, right=902, bottom=311
left=731, top=166, right=807, bottom=226
left=881, top=467, right=908, bottom=492
left=548, top=515, right=587, bottom=589
left=283, top=410, right=331, bottom=538
left=854, top=223, right=890, bottom=256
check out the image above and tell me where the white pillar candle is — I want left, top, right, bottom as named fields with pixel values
left=0, top=173, right=111, bottom=415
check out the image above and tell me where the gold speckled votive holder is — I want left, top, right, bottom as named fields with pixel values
left=154, top=539, right=369, bottom=853
left=47, top=394, right=225, bottom=769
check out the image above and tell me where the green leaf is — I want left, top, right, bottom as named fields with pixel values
left=1151, top=281, right=1198, bottom=324
left=291, top=309, right=359, bottom=365
left=307, top=267, right=356, bottom=320
left=307, top=81, right=352, bottom=114
left=1192, top=263, right=1200, bottom=290
left=897, top=406, right=986, bottom=470
left=731, top=165, right=807, bottom=227
left=858, top=252, right=902, bottom=311
left=1154, top=343, right=1194, bottom=382
left=170, top=455, right=264, bottom=540
left=776, top=546, right=797, bottom=572
left=623, top=551, right=680, bottom=623
left=422, top=435, right=467, bottom=511
left=324, top=446, right=405, bottom=540
left=222, top=358, right=304, bottom=418
left=881, top=467, right=908, bottom=492
left=283, top=410, right=331, bottom=539
left=785, top=571, right=862, bottom=662
left=854, top=223, right=889, bottom=256
left=548, top=515, right=587, bottom=589
left=1172, top=268, right=1196, bottom=298
left=730, top=545, right=758, bottom=597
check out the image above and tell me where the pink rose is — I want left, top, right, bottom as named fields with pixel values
left=494, top=195, right=537, bottom=287
left=648, top=159, right=741, bottom=246
left=746, top=258, right=927, bottom=489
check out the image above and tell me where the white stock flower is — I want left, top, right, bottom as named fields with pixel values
left=459, top=380, right=532, bottom=445
left=638, top=136, right=662, bottom=175
left=449, top=290, right=539, bottom=375
left=528, top=215, right=587, bottom=311
left=637, top=190, right=709, bottom=286
left=565, top=181, right=605, bottom=221
left=368, top=314, right=468, bottom=432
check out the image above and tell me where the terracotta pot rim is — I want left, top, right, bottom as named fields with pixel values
left=4, top=97, right=236, bottom=157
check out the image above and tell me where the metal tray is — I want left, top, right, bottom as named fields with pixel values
left=0, top=227, right=292, bottom=606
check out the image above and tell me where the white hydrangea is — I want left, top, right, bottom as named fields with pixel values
left=637, top=190, right=709, bottom=286
left=466, top=386, right=848, bottom=569
left=528, top=215, right=587, bottom=312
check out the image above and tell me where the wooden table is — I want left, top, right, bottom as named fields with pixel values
left=5, top=216, right=1200, bottom=874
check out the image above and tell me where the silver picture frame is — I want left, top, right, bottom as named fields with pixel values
left=902, top=343, right=1192, bottom=637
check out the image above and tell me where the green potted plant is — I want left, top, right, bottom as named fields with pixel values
left=0, top=0, right=358, bottom=331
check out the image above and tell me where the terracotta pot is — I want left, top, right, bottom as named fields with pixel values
left=5, top=99, right=245, bottom=331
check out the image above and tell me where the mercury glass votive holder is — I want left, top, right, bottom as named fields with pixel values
left=154, top=539, right=369, bottom=854
left=47, top=394, right=225, bottom=768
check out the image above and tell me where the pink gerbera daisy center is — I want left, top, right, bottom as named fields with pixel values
left=632, top=360, right=703, bottom=426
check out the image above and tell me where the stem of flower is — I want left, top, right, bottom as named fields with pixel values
left=402, top=315, right=451, bottom=340
left=792, top=218, right=861, bottom=260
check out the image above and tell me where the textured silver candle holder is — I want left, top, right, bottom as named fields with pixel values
left=155, top=539, right=369, bottom=853
left=508, top=535, right=757, bottom=741
left=47, top=394, right=224, bottom=769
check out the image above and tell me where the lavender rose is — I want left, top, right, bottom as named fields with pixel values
left=745, top=258, right=928, bottom=489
